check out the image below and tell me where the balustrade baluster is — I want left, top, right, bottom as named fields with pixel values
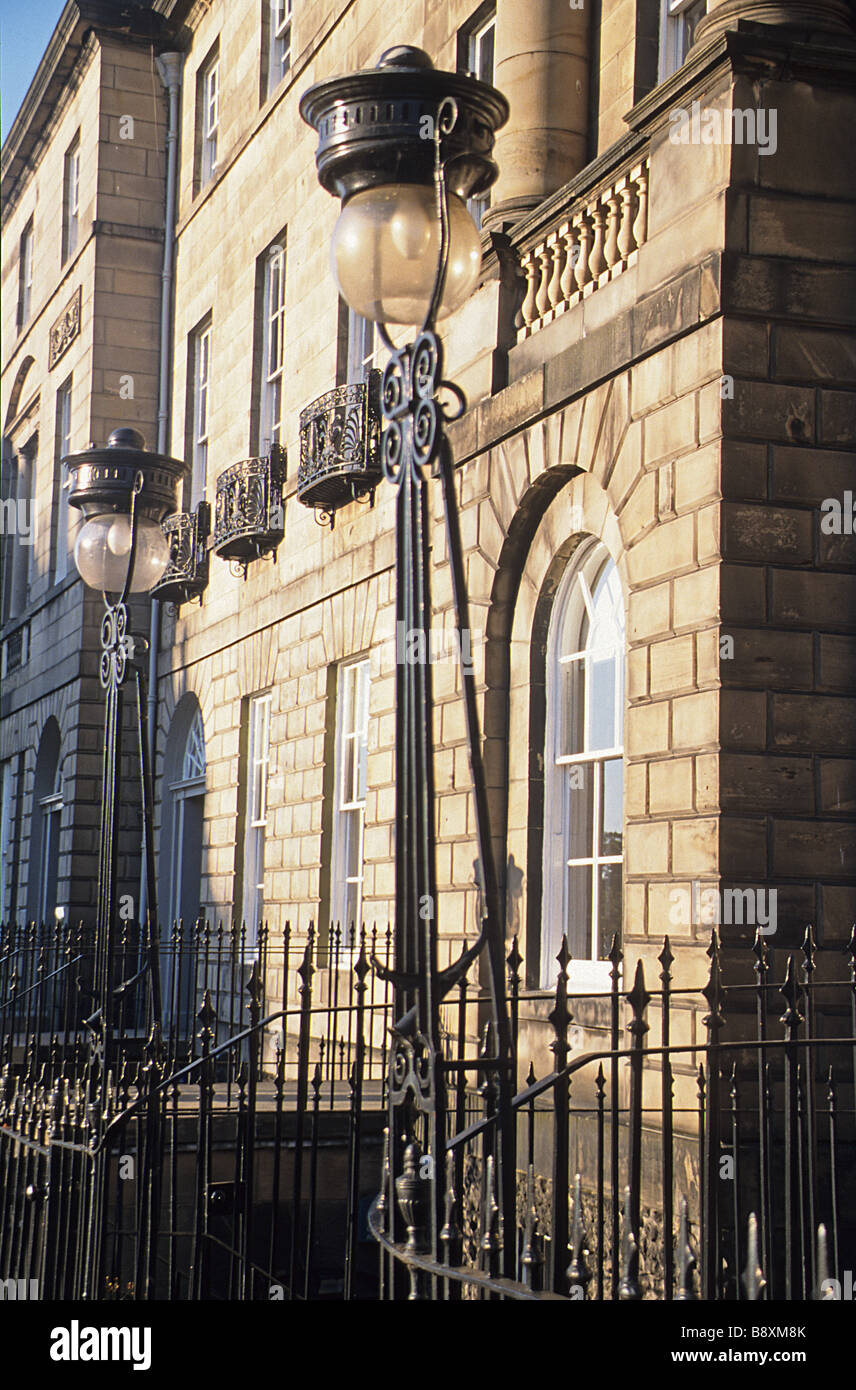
left=588, top=202, right=607, bottom=280
left=559, top=222, right=578, bottom=304
left=574, top=212, right=592, bottom=293
left=617, top=179, right=637, bottom=260
left=518, top=253, right=539, bottom=333
left=546, top=233, right=563, bottom=313
left=604, top=192, right=621, bottom=270
left=534, top=243, right=552, bottom=323
left=632, top=164, right=648, bottom=248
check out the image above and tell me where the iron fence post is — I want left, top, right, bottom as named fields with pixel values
left=288, top=936, right=314, bottom=1299
left=659, top=936, right=674, bottom=1300
left=701, top=931, right=724, bottom=1300
left=190, top=991, right=215, bottom=1300
left=608, top=934, right=622, bottom=1298
left=780, top=956, right=803, bottom=1301
left=549, top=939, right=571, bottom=1293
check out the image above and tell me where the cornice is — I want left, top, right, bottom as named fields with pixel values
left=1, top=2, right=174, bottom=213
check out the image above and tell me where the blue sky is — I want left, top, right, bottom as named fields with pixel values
left=1, top=0, right=67, bottom=144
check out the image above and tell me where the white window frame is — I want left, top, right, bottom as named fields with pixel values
left=191, top=323, right=211, bottom=506
left=243, top=693, right=272, bottom=942
left=38, top=772, right=63, bottom=925
left=19, top=220, right=33, bottom=327
left=0, top=760, right=13, bottom=919
left=465, top=9, right=495, bottom=229
left=542, top=541, right=625, bottom=991
left=5, top=442, right=35, bottom=619
left=169, top=709, right=206, bottom=928
left=63, top=136, right=80, bottom=263
left=266, top=0, right=293, bottom=97
left=331, top=659, right=370, bottom=941
left=54, top=377, right=72, bottom=583
left=261, top=244, right=286, bottom=453
left=345, top=307, right=376, bottom=385
left=201, top=56, right=220, bottom=184
left=658, top=0, right=705, bottom=80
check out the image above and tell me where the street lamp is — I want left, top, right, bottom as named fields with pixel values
left=66, top=427, right=187, bottom=1076
left=301, top=46, right=516, bottom=1285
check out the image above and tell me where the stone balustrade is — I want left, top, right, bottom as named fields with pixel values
left=515, top=158, right=649, bottom=341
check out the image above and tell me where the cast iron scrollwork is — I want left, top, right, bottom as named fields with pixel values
left=99, top=603, right=132, bottom=691
left=152, top=502, right=210, bottom=606
left=211, top=446, right=286, bottom=573
left=297, top=375, right=382, bottom=519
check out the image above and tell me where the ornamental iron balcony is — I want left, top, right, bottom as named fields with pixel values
left=151, top=501, right=211, bottom=606
left=211, top=444, right=286, bottom=573
left=297, top=371, right=382, bottom=522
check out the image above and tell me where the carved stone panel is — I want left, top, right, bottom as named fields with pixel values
left=49, top=286, right=82, bottom=370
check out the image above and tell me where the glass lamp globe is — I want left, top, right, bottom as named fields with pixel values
left=330, top=184, right=482, bottom=325
left=74, top=512, right=170, bottom=593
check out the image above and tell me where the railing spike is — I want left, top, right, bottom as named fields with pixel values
left=618, top=1186, right=641, bottom=1300
left=658, top=933, right=674, bottom=977
left=439, top=1151, right=460, bottom=1250
left=675, top=1198, right=697, bottom=1301
left=816, top=1223, right=834, bottom=1299
left=779, top=955, right=803, bottom=1029
left=567, top=1173, right=590, bottom=1297
left=742, top=1212, right=767, bottom=1300
left=520, top=1164, right=543, bottom=1290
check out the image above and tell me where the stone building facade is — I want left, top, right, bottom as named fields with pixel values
left=1, top=3, right=171, bottom=927
left=2, top=1, right=855, bottom=1070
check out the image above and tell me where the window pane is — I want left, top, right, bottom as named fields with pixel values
left=566, top=762, right=594, bottom=862
left=343, top=807, right=363, bottom=883
left=560, top=657, right=585, bottom=757
left=342, top=734, right=357, bottom=807
left=598, top=864, right=622, bottom=959
left=588, top=654, right=616, bottom=751
left=356, top=661, right=369, bottom=735
left=566, top=864, right=592, bottom=960
left=343, top=879, right=360, bottom=934
left=478, top=24, right=495, bottom=83
left=355, top=735, right=367, bottom=802
left=601, top=758, right=623, bottom=858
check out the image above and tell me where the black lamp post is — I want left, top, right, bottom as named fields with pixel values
left=66, top=427, right=188, bottom=1079
left=301, top=47, right=516, bottom=1285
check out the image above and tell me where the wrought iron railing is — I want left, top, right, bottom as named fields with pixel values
left=151, top=501, right=210, bottom=606
left=0, top=919, right=394, bottom=1300
left=211, top=445, right=286, bottom=572
left=374, top=928, right=856, bottom=1301
left=1, top=921, right=853, bottom=1301
left=297, top=373, right=383, bottom=523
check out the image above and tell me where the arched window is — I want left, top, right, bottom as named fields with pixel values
left=542, top=540, right=625, bottom=985
left=28, top=718, right=63, bottom=923
left=162, top=701, right=206, bottom=928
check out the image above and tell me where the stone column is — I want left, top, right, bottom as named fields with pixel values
left=693, top=0, right=854, bottom=49
left=486, top=0, right=589, bottom=228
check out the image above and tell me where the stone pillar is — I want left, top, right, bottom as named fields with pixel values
left=486, top=0, right=589, bottom=228
left=693, top=0, right=853, bottom=49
